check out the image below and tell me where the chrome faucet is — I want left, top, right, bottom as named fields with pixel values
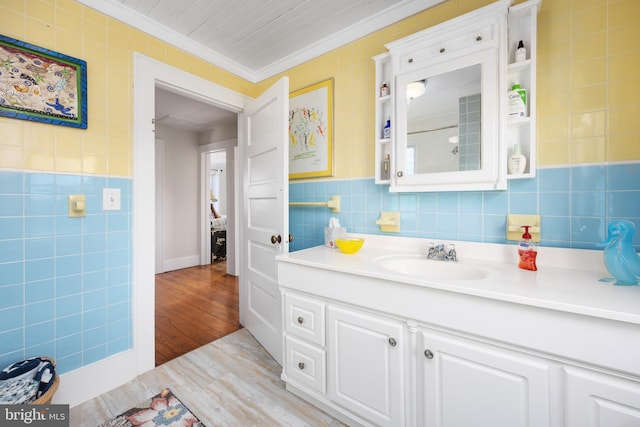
left=427, top=242, right=457, bottom=262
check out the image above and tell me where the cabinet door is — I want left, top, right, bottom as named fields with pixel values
left=421, top=329, right=551, bottom=427
left=565, top=366, right=640, bottom=427
left=327, top=305, right=404, bottom=427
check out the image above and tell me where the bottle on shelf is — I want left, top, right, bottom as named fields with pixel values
left=508, top=83, right=527, bottom=118
left=380, top=81, right=389, bottom=97
left=508, top=143, right=527, bottom=175
left=515, top=40, right=526, bottom=63
left=381, top=154, right=390, bottom=180
left=383, top=117, right=391, bottom=139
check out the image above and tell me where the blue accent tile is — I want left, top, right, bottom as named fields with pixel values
left=55, top=175, right=82, bottom=195
left=572, top=165, right=605, bottom=191
left=437, top=193, right=459, bottom=213
left=539, top=168, right=570, bottom=192
left=608, top=164, right=640, bottom=191
left=83, top=233, right=106, bottom=253
left=55, top=216, right=82, bottom=235
left=0, top=239, right=23, bottom=263
left=438, top=213, right=459, bottom=234
left=541, top=216, right=571, bottom=242
left=25, top=301, right=54, bottom=326
left=56, top=274, right=82, bottom=297
left=56, top=313, right=82, bottom=337
left=107, top=214, right=129, bottom=232
left=56, top=352, right=82, bottom=375
left=25, top=195, right=54, bottom=216
left=108, top=336, right=130, bottom=356
left=540, top=192, right=570, bottom=216
left=0, top=307, right=23, bottom=331
left=572, top=192, right=606, bottom=217
left=25, top=216, right=53, bottom=238
left=417, top=213, right=437, bottom=234
left=0, top=217, right=24, bottom=240
left=483, top=214, right=507, bottom=238
left=459, top=192, right=483, bottom=214
left=107, top=318, right=130, bottom=341
left=56, top=235, right=82, bottom=257
left=56, top=255, right=82, bottom=277
left=0, top=329, right=24, bottom=355
left=0, top=172, right=24, bottom=194
left=25, top=321, right=54, bottom=347
left=0, top=195, right=24, bottom=216
left=108, top=302, right=129, bottom=323
left=83, top=326, right=107, bottom=350
left=25, top=279, right=54, bottom=304
left=83, top=252, right=107, bottom=273
left=82, top=176, right=107, bottom=196
left=0, top=263, right=23, bottom=287
left=56, top=333, right=82, bottom=358
left=509, top=177, right=538, bottom=193
left=83, top=308, right=106, bottom=330
left=608, top=191, right=640, bottom=218
left=25, top=173, right=54, bottom=195
left=25, top=258, right=54, bottom=282
left=108, top=249, right=130, bottom=269
left=509, top=192, right=538, bottom=214
left=56, top=294, right=82, bottom=318
left=0, top=284, right=24, bottom=310
left=25, top=237, right=54, bottom=260
left=83, top=289, right=107, bottom=311
left=399, top=194, right=417, bottom=212
left=483, top=192, right=507, bottom=214
left=460, top=214, right=483, bottom=236
left=572, top=217, right=606, bottom=246
left=417, top=193, right=437, bottom=212
left=83, top=345, right=107, bottom=365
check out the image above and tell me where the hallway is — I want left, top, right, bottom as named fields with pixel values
left=155, top=262, right=240, bottom=366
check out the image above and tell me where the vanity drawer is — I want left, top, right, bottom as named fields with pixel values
left=285, top=335, right=326, bottom=395
left=284, top=293, right=325, bottom=346
left=397, top=23, right=496, bottom=70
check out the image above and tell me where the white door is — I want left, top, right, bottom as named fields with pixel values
left=327, top=305, right=405, bottom=427
left=239, top=77, right=289, bottom=365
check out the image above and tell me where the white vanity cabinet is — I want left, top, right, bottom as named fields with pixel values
left=419, top=328, right=552, bottom=427
left=327, top=305, right=404, bottom=427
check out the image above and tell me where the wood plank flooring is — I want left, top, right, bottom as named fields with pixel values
left=155, top=261, right=241, bottom=366
left=70, top=328, right=346, bottom=427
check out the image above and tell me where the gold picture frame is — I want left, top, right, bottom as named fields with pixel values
left=289, top=78, right=334, bottom=179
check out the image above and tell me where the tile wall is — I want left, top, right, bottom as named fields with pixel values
left=0, top=171, right=132, bottom=374
left=289, top=163, right=640, bottom=252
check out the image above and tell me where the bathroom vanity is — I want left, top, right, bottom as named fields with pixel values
left=277, top=235, right=640, bottom=427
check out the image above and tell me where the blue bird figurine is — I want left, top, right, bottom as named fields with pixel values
left=597, top=220, right=640, bottom=286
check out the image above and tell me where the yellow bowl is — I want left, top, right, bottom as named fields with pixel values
left=335, top=238, right=365, bottom=254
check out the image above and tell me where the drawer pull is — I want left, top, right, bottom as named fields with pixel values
left=388, top=337, right=397, bottom=347
left=439, top=47, right=446, bottom=53
left=424, top=349, right=434, bottom=359
left=298, top=362, right=305, bottom=370
left=297, top=316, right=304, bottom=324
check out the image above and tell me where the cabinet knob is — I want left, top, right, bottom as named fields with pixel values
left=476, top=34, right=482, bottom=41
left=408, top=57, right=414, bottom=63
left=396, top=171, right=403, bottom=178
left=298, top=362, right=305, bottom=370
left=297, top=316, right=304, bottom=324
left=424, top=349, right=434, bottom=359
left=439, top=47, right=446, bottom=53
left=388, top=337, right=397, bottom=347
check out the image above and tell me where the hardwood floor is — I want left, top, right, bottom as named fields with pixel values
left=70, top=329, right=346, bottom=426
left=155, top=261, right=241, bottom=366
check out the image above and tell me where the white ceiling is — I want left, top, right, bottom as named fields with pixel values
left=78, top=0, right=444, bottom=82
left=78, top=0, right=444, bottom=131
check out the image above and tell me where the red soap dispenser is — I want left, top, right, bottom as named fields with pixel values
left=518, top=225, right=537, bottom=271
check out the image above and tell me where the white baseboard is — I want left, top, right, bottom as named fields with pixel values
left=54, top=350, right=138, bottom=408
left=163, top=255, right=200, bottom=272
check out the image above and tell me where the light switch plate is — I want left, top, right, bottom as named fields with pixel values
left=103, top=188, right=121, bottom=211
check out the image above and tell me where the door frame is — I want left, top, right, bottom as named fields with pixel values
left=132, top=53, right=248, bottom=373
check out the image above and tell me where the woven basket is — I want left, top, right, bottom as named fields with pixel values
left=31, top=357, right=59, bottom=405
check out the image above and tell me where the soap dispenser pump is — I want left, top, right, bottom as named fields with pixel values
left=518, top=225, right=537, bottom=271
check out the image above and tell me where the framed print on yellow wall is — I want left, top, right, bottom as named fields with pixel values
left=289, top=78, right=334, bottom=179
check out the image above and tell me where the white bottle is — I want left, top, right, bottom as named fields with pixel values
left=515, top=40, right=526, bottom=62
left=508, top=143, right=527, bottom=174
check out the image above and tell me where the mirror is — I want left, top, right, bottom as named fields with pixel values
left=393, top=49, right=502, bottom=192
left=406, top=64, right=481, bottom=175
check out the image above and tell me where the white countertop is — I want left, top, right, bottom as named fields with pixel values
left=278, top=234, right=640, bottom=325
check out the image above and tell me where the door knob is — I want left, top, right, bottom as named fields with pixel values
left=271, top=235, right=282, bottom=244
left=288, top=234, right=293, bottom=243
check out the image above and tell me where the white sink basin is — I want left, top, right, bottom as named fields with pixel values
left=373, top=254, right=489, bottom=281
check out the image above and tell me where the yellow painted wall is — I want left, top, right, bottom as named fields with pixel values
left=1, top=0, right=638, bottom=179
left=0, top=0, right=254, bottom=177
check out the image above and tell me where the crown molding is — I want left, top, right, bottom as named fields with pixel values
left=76, top=0, right=444, bottom=84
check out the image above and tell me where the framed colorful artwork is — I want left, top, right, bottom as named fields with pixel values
left=289, top=78, right=333, bottom=179
left=0, top=34, right=88, bottom=129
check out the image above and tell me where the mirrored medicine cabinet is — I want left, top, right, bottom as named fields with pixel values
left=373, top=0, right=540, bottom=192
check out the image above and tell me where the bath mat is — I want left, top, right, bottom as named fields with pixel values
left=98, top=388, right=205, bottom=427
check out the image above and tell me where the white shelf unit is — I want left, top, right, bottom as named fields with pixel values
left=373, top=52, right=393, bottom=184
left=506, top=0, right=540, bottom=179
